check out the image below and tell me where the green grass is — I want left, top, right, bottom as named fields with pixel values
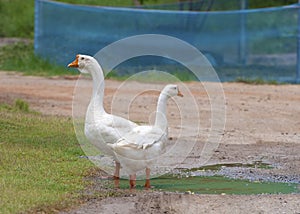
left=1, top=99, right=31, bottom=113
left=0, top=101, right=94, bottom=213
left=0, top=42, right=71, bottom=76
left=0, top=0, right=34, bottom=38
left=106, top=68, right=197, bottom=82
left=217, top=65, right=296, bottom=83
left=235, top=77, right=281, bottom=85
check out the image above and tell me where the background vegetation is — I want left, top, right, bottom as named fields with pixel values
left=0, top=0, right=297, bottom=38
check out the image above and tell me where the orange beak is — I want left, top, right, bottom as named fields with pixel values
left=177, top=90, right=183, bottom=97
left=68, top=55, right=79, bottom=68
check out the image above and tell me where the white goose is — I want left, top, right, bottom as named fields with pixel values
left=109, top=84, right=183, bottom=189
left=68, top=54, right=138, bottom=188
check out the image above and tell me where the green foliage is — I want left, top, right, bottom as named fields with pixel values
left=106, top=68, right=197, bottom=82
left=0, top=42, right=70, bottom=76
left=0, top=99, right=33, bottom=113
left=171, top=70, right=197, bottom=82
left=0, top=105, right=93, bottom=213
left=217, top=65, right=295, bottom=83
left=14, top=99, right=30, bottom=112
left=235, top=77, right=281, bottom=85
left=0, top=0, right=34, bottom=38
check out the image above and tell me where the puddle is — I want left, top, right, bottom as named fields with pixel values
left=118, top=162, right=299, bottom=195
left=119, top=175, right=299, bottom=195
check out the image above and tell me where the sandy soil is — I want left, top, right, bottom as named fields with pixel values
left=0, top=71, right=299, bottom=213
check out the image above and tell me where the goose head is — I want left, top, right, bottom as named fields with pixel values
left=162, top=84, right=183, bottom=98
left=68, top=54, right=99, bottom=74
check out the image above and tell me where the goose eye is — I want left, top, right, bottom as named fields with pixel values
left=81, top=57, right=85, bottom=60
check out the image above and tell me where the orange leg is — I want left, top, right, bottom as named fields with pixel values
left=144, top=168, right=151, bottom=189
left=114, top=162, right=120, bottom=189
left=129, top=174, right=136, bottom=190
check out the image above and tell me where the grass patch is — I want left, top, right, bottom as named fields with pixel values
left=13, top=99, right=30, bottom=112
left=235, top=77, right=281, bottom=85
left=0, top=42, right=73, bottom=76
left=0, top=99, right=31, bottom=113
left=217, top=65, right=296, bottom=83
left=106, top=68, right=197, bottom=83
left=106, top=62, right=198, bottom=82
left=0, top=102, right=94, bottom=213
left=0, top=0, right=34, bottom=38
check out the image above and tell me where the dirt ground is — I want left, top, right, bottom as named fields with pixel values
left=0, top=71, right=299, bottom=213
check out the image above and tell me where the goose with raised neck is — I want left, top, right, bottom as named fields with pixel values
left=68, top=54, right=138, bottom=188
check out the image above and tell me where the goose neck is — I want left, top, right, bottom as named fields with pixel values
left=154, top=93, right=168, bottom=131
left=88, top=61, right=105, bottom=114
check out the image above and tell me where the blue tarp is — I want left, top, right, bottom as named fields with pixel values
left=35, top=0, right=299, bottom=82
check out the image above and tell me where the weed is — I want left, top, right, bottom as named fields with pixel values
left=235, top=77, right=281, bottom=85
left=14, top=99, right=29, bottom=112
left=0, top=99, right=35, bottom=113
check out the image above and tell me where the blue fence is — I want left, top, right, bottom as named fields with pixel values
left=135, top=0, right=242, bottom=11
left=35, top=0, right=300, bottom=82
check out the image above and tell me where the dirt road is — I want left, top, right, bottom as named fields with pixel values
left=1, top=71, right=299, bottom=213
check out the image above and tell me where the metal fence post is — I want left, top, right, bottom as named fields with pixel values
left=297, top=1, right=300, bottom=83
left=239, top=0, right=247, bottom=65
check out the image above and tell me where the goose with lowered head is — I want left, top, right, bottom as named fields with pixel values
left=109, top=84, right=183, bottom=189
left=68, top=54, right=138, bottom=188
